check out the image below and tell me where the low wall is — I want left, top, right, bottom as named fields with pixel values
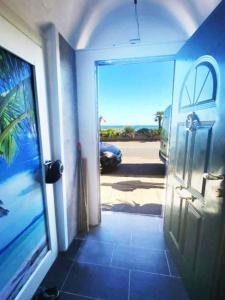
left=100, top=136, right=160, bottom=142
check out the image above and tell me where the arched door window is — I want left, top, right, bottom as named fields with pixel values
left=180, top=57, right=218, bottom=109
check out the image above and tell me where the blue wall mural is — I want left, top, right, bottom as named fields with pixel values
left=0, top=47, right=48, bottom=299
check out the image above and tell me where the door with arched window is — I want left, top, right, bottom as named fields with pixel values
left=165, top=49, right=225, bottom=299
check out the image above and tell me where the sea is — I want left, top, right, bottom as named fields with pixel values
left=101, top=125, right=158, bottom=130
left=0, top=135, right=48, bottom=299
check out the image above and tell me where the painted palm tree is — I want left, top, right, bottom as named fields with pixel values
left=0, top=48, right=34, bottom=164
left=154, top=111, right=164, bottom=129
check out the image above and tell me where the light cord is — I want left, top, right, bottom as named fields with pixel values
left=134, top=0, right=140, bottom=40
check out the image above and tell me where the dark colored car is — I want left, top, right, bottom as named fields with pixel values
left=100, top=142, right=122, bottom=172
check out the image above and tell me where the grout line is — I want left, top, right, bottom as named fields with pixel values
left=130, top=231, right=133, bottom=246
left=87, top=237, right=116, bottom=245
left=76, top=260, right=128, bottom=271
left=132, top=268, right=181, bottom=279
left=128, top=270, right=131, bottom=300
left=60, top=241, right=84, bottom=291
left=61, top=291, right=102, bottom=300
left=164, top=250, right=172, bottom=276
left=116, top=243, right=166, bottom=252
left=110, top=244, right=115, bottom=266
left=75, top=261, right=180, bottom=278
left=60, top=259, right=76, bottom=292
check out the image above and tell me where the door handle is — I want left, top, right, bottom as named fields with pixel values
left=175, top=185, right=196, bottom=202
left=203, top=173, right=224, bottom=180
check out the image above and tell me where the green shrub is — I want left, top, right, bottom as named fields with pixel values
left=136, top=128, right=161, bottom=137
left=100, top=128, right=120, bottom=137
left=122, top=126, right=135, bottom=137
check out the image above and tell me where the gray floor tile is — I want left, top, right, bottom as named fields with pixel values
left=87, top=224, right=131, bottom=245
left=62, top=263, right=129, bottom=300
left=112, top=245, right=169, bottom=275
left=131, top=230, right=167, bottom=250
left=60, top=239, right=84, bottom=261
left=42, top=257, right=73, bottom=289
left=76, top=239, right=113, bottom=266
left=130, top=271, right=190, bottom=300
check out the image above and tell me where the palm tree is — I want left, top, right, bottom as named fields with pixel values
left=154, top=111, right=164, bottom=129
left=0, top=48, right=33, bottom=164
left=99, top=115, right=106, bottom=129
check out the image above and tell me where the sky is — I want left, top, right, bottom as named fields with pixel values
left=98, top=60, right=174, bottom=126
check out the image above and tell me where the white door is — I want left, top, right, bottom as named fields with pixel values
left=0, top=16, right=57, bottom=300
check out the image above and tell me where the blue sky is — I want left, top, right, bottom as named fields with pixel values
left=98, top=60, right=174, bottom=125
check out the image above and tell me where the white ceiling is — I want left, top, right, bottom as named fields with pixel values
left=0, top=0, right=221, bottom=50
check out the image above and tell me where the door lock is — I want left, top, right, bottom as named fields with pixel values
left=45, top=160, right=64, bottom=184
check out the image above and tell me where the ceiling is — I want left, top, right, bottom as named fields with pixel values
left=0, top=0, right=221, bottom=50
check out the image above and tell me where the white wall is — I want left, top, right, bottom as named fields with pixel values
left=76, top=41, right=183, bottom=225
left=59, top=34, right=79, bottom=244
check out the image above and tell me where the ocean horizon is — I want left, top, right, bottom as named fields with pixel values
left=101, top=125, right=158, bottom=130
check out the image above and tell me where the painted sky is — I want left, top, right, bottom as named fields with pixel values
left=98, top=60, right=174, bottom=126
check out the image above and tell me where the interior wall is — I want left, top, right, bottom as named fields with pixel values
left=59, top=34, right=79, bottom=243
left=75, top=41, right=184, bottom=226
left=43, top=25, right=80, bottom=250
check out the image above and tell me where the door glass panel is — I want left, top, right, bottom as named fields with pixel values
left=184, top=68, right=196, bottom=106
left=0, top=46, right=48, bottom=299
left=195, top=64, right=214, bottom=104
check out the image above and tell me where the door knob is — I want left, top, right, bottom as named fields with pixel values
left=203, top=173, right=224, bottom=180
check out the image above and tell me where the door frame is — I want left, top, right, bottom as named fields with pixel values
left=95, top=55, right=176, bottom=219
left=0, top=15, right=58, bottom=300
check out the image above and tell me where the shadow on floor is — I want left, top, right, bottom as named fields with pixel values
left=102, top=180, right=165, bottom=192
left=102, top=202, right=162, bottom=215
left=103, top=163, right=166, bottom=177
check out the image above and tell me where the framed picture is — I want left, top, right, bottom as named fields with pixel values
left=0, top=15, right=57, bottom=300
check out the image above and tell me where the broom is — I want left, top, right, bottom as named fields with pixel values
left=77, top=143, right=89, bottom=233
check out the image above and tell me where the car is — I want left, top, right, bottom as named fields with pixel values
left=100, top=142, right=122, bottom=172
left=159, top=105, right=172, bottom=164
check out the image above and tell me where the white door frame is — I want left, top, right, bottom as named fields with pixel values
left=0, top=15, right=58, bottom=300
left=96, top=55, right=175, bottom=219
left=43, top=25, right=69, bottom=251
left=76, top=44, right=181, bottom=226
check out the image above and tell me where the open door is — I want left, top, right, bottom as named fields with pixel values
left=0, top=16, right=57, bottom=300
left=164, top=3, right=225, bottom=300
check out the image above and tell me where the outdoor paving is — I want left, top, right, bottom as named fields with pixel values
left=100, top=141, right=166, bottom=216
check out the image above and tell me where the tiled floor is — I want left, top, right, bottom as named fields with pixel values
left=41, top=212, right=190, bottom=300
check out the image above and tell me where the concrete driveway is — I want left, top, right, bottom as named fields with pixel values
left=100, top=141, right=166, bottom=216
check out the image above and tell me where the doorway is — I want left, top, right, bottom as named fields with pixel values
left=97, top=57, right=175, bottom=218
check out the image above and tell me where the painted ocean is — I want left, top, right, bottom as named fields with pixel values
left=0, top=46, right=48, bottom=299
